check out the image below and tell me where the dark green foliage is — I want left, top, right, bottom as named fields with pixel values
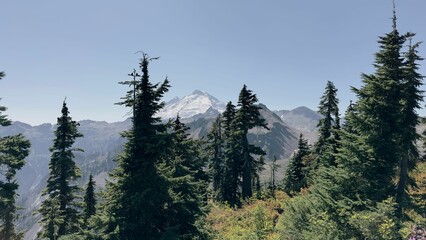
left=0, top=73, right=31, bottom=240
left=160, top=115, right=208, bottom=239
left=221, top=101, right=241, bottom=207
left=283, top=134, right=309, bottom=194
left=342, top=100, right=357, bottom=134
left=302, top=81, right=340, bottom=189
left=0, top=135, right=30, bottom=240
left=351, top=17, right=407, bottom=202
left=37, top=196, right=65, bottom=240
left=279, top=9, right=424, bottom=239
left=106, top=54, right=172, bottom=239
left=395, top=38, right=424, bottom=215
left=38, top=101, right=83, bottom=239
left=83, top=174, right=96, bottom=222
left=207, top=115, right=225, bottom=201
left=213, top=86, right=267, bottom=206
left=315, top=81, right=340, bottom=165
left=234, top=85, right=268, bottom=199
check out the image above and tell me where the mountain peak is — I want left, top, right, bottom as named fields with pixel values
left=156, top=90, right=226, bottom=120
left=291, top=106, right=322, bottom=120
left=191, top=90, right=207, bottom=95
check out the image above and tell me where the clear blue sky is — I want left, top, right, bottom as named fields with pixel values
left=1, top=0, right=425, bottom=125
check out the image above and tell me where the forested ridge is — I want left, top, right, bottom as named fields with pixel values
left=1, top=10, right=426, bottom=240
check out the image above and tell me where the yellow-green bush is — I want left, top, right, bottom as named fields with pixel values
left=206, top=191, right=287, bottom=240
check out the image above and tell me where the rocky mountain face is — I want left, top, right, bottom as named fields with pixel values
left=274, top=106, right=322, bottom=144
left=0, top=90, right=321, bottom=239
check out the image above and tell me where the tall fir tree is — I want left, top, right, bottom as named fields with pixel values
left=315, top=81, right=340, bottom=164
left=221, top=101, right=241, bottom=207
left=206, top=115, right=225, bottom=201
left=395, top=37, right=424, bottom=215
left=352, top=10, right=408, bottom=202
left=107, top=53, right=172, bottom=239
left=0, top=72, right=31, bottom=240
left=283, top=134, right=309, bottom=194
left=234, top=85, right=268, bottom=199
left=38, top=101, right=83, bottom=239
left=160, top=115, right=208, bottom=239
left=83, top=174, right=97, bottom=223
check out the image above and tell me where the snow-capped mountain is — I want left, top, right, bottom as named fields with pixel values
left=157, top=90, right=226, bottom=120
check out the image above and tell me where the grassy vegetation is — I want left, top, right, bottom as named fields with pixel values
left=206, top=191, right=288, bottom=240
left=205, top=162, right=426, bottom=240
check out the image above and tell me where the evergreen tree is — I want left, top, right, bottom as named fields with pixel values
left=395, top=37, right=424, bottom=215
left=234, top=85, right=268, bottom=199
left=279, top=9, right=425, bottom=239
left=38, top=101, right=83, bottom=239
left=352, top=11, right=408, bottom=202
left=83, top=174, right=97, bottom=223
left=207, top=115, right=225, bottom=201
left=160, top=115, right=208, bottom=239
left=107, top=53, right=172, bottom=239
left=315, top=81, right=340, bottom=164
left=37, top=196, right=64, bottom=240
left=0, top=72, right=31, bottom=240
left=342, top=100, right=357, bottom=134
left=221, top=101, right=240, bottom=207
left=283, top=134, right=309, bottom=194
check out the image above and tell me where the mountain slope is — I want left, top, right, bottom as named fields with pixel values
left=248, top=104, right=298, bottom=159
left=185, top=103, right=299, bottom=160
left=274, top=106, right=321, bottom=143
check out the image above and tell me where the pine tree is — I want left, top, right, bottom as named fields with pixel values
left=0, top=72, right=31, bottom=240
left=107, top=53, right=172, bottom=239
left=234, top=85, right=268, bottom=199
left=83, top=174, right=96, bottom=223
left=38, top=101, right=83, bottom=239
left=283, top=134, right=309, bottom=194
